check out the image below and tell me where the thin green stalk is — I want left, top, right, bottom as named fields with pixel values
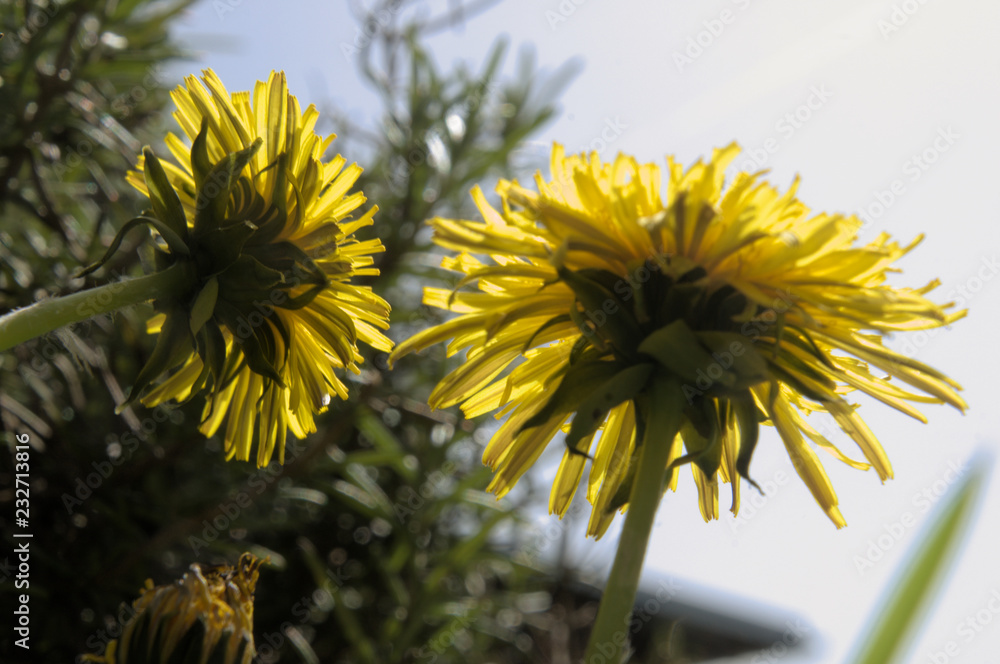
left=0, top=263, right=195, bottom=352
left=584, top=376, right=684, bottom=663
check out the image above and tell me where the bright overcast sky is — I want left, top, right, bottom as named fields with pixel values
left=168, top=1, right=1000, bottom=662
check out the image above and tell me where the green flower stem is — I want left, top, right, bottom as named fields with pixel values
left=0, top=263, right=196, bottom=352
left=584, top=376, right=684, bottom=663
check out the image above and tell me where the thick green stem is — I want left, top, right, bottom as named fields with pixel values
left=0, top=263, right=195, bottom=352
left=584, top=376, right=684, bottom=663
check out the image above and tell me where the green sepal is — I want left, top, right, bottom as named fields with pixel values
left=519, top=359, right=625, bottom=434
left=228, top=176, right=265, bottom=222
left=700, top=284, right=751, bottom=331
left=193, top=137, right=263, bottom=237
left=152, top=246, right=174, bottom=273
left=189, top=276, right=219, bottom=336
left=697, top=330, right=769, bottom=389
left=638, top=319, right=729, bottom=386
left=768, top=346, right=837, bottom=402
left=248, top=152, right=289, bottom=246
left=773, top=310, right=786, bottom=357
left=564, top=362, right=654, bottom=452
left=188, top=331, right=215, bottom=398
left=568, top=301, right=607, bottom=353
left=244, top=240, right=330, bottom=310
left=215, top=300, right=286, bottom=387
left=268, top=308, right=292, bottom=361
left=676, top=264, right=709, bottom=284
left=522, top=313, right=572, bottom=353
left=194, top=221, right=259, bottom=278
left=193, top=321, right=228, bottom=396
left=632, top=263, right=671, bottom=324
left=604, top=376, right=681, bottom=516
left=247, top=241, right=326, bottom=287
left=732, top=393, right=763, bottom=491
left=574, top=267, right=630, bottom=296
left=605, top=455, right=638, bottom=515
left=216, top=255, right=285, bottom=302
left=191, top=118, right=212, bottom=191
left=568, top=333, right=592, bottom=365
left=779, top=325, right=838, bottom=371
left=668, top=397, right=723, bottom=478
left=280, top=283, right=328, bottom=310
left=558, top=264, right=643, bottom=360
left=653, top=282, right=700, bottom=329
left=78, top=216, right=190, bottom=278
left=142, top=146, right=190, bottom=243
left=214, top=343, right=247, bottom=395
left=120, top=310, right=193, bottom=410
left=669, top=192, right=688, bottom=254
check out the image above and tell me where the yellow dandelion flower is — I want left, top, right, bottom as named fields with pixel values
left=82, top=553, right=265, bottom=664
left=390, top=143, right=965, bottom=536
left=85, top=69, right=392, bottom=466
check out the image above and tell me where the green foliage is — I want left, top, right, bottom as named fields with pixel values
left=0, top=0, right=197, bottom=436
left=851, top=459, right=989, bottom=664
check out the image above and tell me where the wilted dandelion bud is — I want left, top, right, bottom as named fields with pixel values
left=82, top=553, right=265, bottom=664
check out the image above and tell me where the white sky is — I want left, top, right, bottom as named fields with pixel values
left=168, top=1, right=1000, bottom=662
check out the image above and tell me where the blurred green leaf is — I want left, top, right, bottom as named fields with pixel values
left=852, top=455, right=991, bottom=664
